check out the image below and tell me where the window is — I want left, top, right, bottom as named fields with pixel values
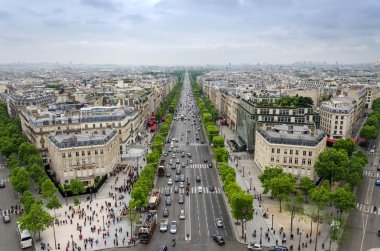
left=302, top=159, right=306, bottom=165
left=272, top=148, right=275, bottom=154
left=95, top=150, right=98, bottom=154
left=119, top=122, right=121, bottom=127
left=93, top=124, right=95, bottom=128
left=303, top=151, right=306, bottom=156
left=336, top=116, right=338, bottom=119
left=276, top=157, right=279, bottom=163
left=76, top=152, right=79, bottom=157
left=119, top=130, right=122, bottom=134
left=308, top=159, right=312, bottom=165
left=87, top=151, right=91, bottom=155
left=283, top=157, right=287, bottom=163
left=82, top=151, right=85, bottom=156
left=295, top=158, right=298, bottom=164
left=295, top=150, right=299, bottom=155
left=290, top=150, right=293, bottom=154
left=100, top=123, right=103, bottom=128
left=100, top=149, right=103, bottom=154
left=289, top=158, right=293, bottom=164
left=308, top=151, right=312, bottom=156
left=277, top=149, right=280, bottom=154
left=270, top=157, right=275, bottom=162
left=68, top=152, right=71, bottom=157
left=85, top=124, right=88, bottom=129
left=284, top=149, right=288, bottom=154
left=62, top=153, right=66, bottom=158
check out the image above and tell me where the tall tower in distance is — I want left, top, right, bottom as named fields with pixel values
left=374, top=58, right=380, bottom=73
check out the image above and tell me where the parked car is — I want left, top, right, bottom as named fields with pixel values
left=248, top=242, right=262, bottom=251
left=162, top=208, right=169, bottom=217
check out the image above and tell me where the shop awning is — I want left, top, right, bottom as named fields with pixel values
left=150, top=115, right=156, bottom=119
left=326, top=138, right=336, bottom=143
left=150, top=124, right=157, bottom=131
left=162, top=116, right=166, bottom=121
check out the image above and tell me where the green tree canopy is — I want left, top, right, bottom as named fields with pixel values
left=264, top=174, right=295, bottom=212
left=213, top=147, right=229, bottom=163
left=285, top=195, right=304, bottom=233
left=360, top=125, right=378, bottom=140
left=332, top=185, right=356, bottom=215
left=299, top=176, right=315, bottom=203
left=19, top=203, right=53, bottom=240
left=10, top=167, right=31, bottom=193
left=333, top=139, right=357, bottom=156
left=258, top=166, right=284, bottom=184
left=18, top=142, right=38, bottom=164
left=41, top=179, right=58, bottom=200
left=315, top=148, right=349, bottom=187
left=69, top=179, right=86, bottom=196
left=212, top=135, right=225, bottom=147
left=20, top=190, right=37, bottom=214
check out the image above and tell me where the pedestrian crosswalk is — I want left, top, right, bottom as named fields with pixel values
left=187, top=164, right=209, bottom=169
left=157, top=186, right=222, bottom=194
left=363, top=171, right=378, bottom=177
left=356, top=203, right=380, bottom=215
left=0, top=178, right=9, bottom=183
left=177, top=143, right=206, bottom=146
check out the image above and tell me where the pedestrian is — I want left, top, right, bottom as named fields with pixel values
left=104, top=240, right=107, bottom=246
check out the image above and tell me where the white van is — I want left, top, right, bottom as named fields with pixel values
left=17, top=223, right=33, bottom=249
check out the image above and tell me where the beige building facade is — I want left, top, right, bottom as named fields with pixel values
left=254, top=125, right=326, bottom=181
left=48, top=129, right=120, bottom=186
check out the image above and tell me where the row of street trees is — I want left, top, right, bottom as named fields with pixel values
left=128, top=74, right=183, bottom=212
left=360, top=97, right=380, bottom=141
left=190, top=72, right=253, bottom=237
left=259, top=166, right=356, bottom=250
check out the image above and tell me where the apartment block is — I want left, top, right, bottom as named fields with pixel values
left=255, top=124, right=326, bottom=181
left=48, top=129, right=120, bottom=186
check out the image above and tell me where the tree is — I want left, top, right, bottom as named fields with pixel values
left=213, top=147, right=229, bottom=163
left=231, top=193, right=254, bottom=238
left=0, top=138, right=18, bottom=156
left=41, top=179, right=58, bottom=201
left=332, top=185, right=356, bottom=215
left=327, top=216, right=347, bottom=251
left=212, top=135, right=225, bottom=147
left=146, top=151, right=160, bottom=165
left=127, top=208, right=141, bottom=238
left=10, top=167, right=31, bottom=193
left=20, top=190, right=37, bottom=214
left=360, top=125, right=377, bottom=140
left=333, top=139, right=357, bottom=156
left=69, top=179, right=85, bottom=206
left=18, top=203, right=53, bottom=240
left=299, top=176, right=315, bottom=203
left=365, top=115, right=378, bottom=128
left=46, top=195, right=62, bottom=249
left=202, top=112, right=212, bottom=124
left=258, top=166, right=284, bottom=184
left=309, top=181, right=332, bottom=251
left=5, top=153, right=20, bottom=170
left=18, top=142, right=38, bottom=164
left=264, top=174, right=295, bottom=212
left=314, top=148, right=349, bottom=188
left=285, top=195, right=304, bottom=233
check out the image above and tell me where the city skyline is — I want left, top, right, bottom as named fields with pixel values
left=0, top=0, right=379, bottom=65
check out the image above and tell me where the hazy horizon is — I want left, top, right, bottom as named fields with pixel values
left=0, top=0, right=379, bottom=65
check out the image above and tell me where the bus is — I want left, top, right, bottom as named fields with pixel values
left=16, top=222, right=33, bottom=249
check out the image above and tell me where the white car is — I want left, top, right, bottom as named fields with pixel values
left=179, top=210, right=185, bottom=220
left=198, top=186, right=203, bottom=193
left=170, top=221, right=177, bottom=234
left=168, top=179, right=173, bottom=185
left=180, top=182, right=184, bottom=188
left=247, top=242, right=262, bottom=251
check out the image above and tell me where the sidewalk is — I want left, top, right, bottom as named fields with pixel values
left=220, top=125, right=336, bottom=251
left=36, top=170, right=141, bottom=251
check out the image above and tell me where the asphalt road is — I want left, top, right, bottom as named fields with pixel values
left=0, top=162, right=34, bottom=251
left=123, top=72, right=246, bottom=251
left=340, top=136, right=380, bottom=251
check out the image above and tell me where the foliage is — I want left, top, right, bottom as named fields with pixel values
left=285, top=195, right=304, bottom=233
left=299, top=176, right=315, bottom=203
left=333, top=139, right=356, bottom=157
left=46, top=195, right=62, bottom=211
left=213, top=147, right=229, bottom=163
left=332, top=185, right=356, bottom=214
left=263, top=174, right=295, bottom=212
left=10, top=167, right=32, bottom=193
left=212, top=135, right=225, bottom=147
left=41, top=179, right=58, bottom=200
left=18, top=203, right=53, bottom=240
left=21, top=190, right=37, bottom=214
left=258, top=166, right=284, bottom=184
left=69, top=179, right=86, bottom=196
left=360, top=125, right=378, bottom=140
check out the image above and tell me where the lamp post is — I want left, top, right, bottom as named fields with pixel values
left=242, top=165, right=245, bottom=177
left=271, top=214, right=274, bottom=230
left=64, top=192, right=68, bottom=205
left=260, top=227, right=263, bottom=245
left=250, top=177, right=252, bottom=190
left=102, top=215, right=105, bottom=231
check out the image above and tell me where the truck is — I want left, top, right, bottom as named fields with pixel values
left=148, top=189, right=161, bottom=209
left=158, top=165, right=165, bottom=177
left=159, top=219, right=168, bottom=232
left=138, top=210, right=157, bottom=244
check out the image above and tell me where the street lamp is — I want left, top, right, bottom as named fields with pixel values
left=242, top=165, right=245, bottom=177
left=64, top=192, right=68, bottom=205
left=102, top=215, right=105, bottom=231
left=260, top=227, right=263, bottom=245
left=271, top=214, right=274, bottom=230
left=250, top=177, right=252, bottom=190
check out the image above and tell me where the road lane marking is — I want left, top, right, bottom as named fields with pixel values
left=360, top=173, right=376, bottom=251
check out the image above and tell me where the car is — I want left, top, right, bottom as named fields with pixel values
left=180, top=175, right=185, bottom=182
left=2, top=214, right=10, bottom=223
left=178, top=195, right=184, bottom=204
left=168, top=147, right=172, bottom=152
left=181, top=162, right=186, bottom=168
left=165, top=197, right=172, bottom=206
left=179, top=209, right=185, bottom=220
left=187, top=129, right=191, bottom=132
left=169, top=159, right=173, bottom=165
left=168, top=179, right=173, bottom=185
left=181, top=152, right=186, bottom=157
left=196, top=176, right=201, bottom=182
left=215, top=218, right=223, bottom=228
left=203, top=158, right=208, bottom=163
left=189, top=160, right=193, bottom=164
left=172, top=154, right=176, bottom=158
left=175, top=138, right=179, bottom=142
left=163, top=151, right=168, bottom=156
left=208, top=163, right=212, bottom=168
left=212, top=234, right=225, bottom=245
left=375, top=178, right=380, bottom=186
left=198, top=186, right=203, bottom=193
left=175, top=175, right=180, bottom=182
left=187, top=153, right=192, bottom=158
left=176, top=158, right=180, bottom=164
left=176, top=168, right=181, bottom=175
left=201, top=141, right=205, bottom=144
left=269, top=246, right=288, bottom=251
left=180, top=182, right=184, bottom=188
left=370, top=148, right=375, bottom=154
left=174, top=186, right=179, bottom=193
left=248, top=242, right=262, bottom=251
left=209, top=185, right=215, bottom=192
left=166, top=172, right=171, bottom=178
left=0, top=181, right=5, bottom=188
left=170, top=221, right=177, bottom=234
left=156, top=245, right=168, bottom=251
left=163, top=208, right=169, bottom=217
left=165, top=188, right=171, bottom=196
left=196, top=137, right=199, bottom=141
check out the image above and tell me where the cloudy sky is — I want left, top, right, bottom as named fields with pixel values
left=0, top=0, right=379, bottom=65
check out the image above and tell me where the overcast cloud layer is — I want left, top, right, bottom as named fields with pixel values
left=0, top=0, right=379, bottom=65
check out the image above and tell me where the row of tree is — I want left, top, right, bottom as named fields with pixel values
left=128, top=75, right=183, bottom=211
left=360, top=97, right=380, bottom=141
left=259, top=166, right=356, bottom=250
left=190, top=73, right=254, bottom=235
left=315, top=138, right=368, bottom=189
